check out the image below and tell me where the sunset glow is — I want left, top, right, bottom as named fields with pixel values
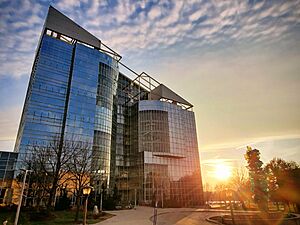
left=0, top=0, right=300, bottom=189
left=214, top=164, right=232, bottom=180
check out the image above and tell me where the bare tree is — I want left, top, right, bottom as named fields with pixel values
left=228, top=167, right=250, bottom=209
left=20, top=140, right=63, bottom=208
left=22, top=156, right=52, bottom=208
left=22, top=136, right=91, bottom=209
left=214, top=183, right=227, bottom=202
left=229, top=167, right=248, bottom=190
left=203, top=183, right=212, bottom=205
left=65, top=142, right=93, bottom=222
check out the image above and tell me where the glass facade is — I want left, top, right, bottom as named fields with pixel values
left=13, top=7, right=203, bottom=207
left=113, top=74, right=131, bottom=200
left=112, top=74, right=147, bottom=202
left=92, top=61, right=118, bottom=190
left=0, top=151, right=18, bottom=204
left=14, top=35, right=73, bottom=159
left=136, top=101, right=203, bottom=207
left=14, top=34, right=119, bottom=190
left=0, top=151, right=17, bottom=181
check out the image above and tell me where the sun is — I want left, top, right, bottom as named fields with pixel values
left=214, top=164, right=232, bottom=180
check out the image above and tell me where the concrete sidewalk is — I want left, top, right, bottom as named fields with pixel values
left=94, top=206, right=154, bottom=225
left=93, top=207, right=280, bottom=225
left=93, top=207, right=218, bottom=225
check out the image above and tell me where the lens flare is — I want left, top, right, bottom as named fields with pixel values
left=214, top=164, right=231, bottom=180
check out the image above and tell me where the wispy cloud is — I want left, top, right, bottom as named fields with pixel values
left=202, top=158, right=239, bottom=166
left=0, top=0, right=300, bottom=163
left=0, top=0, right=299, bottom=78
left=201, top=134, right=300, bottom=152
left=199, top=134, right=300, bottom=171
left=0, top=105, right=22, bottom=150
left=200, top=134, right=300, bottom=185
left=235, top=134, right=300, bottom=150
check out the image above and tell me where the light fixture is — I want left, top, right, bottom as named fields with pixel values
left=83, top=185, right=94, bottom=225
left=83, top=185, right=93, bottom=195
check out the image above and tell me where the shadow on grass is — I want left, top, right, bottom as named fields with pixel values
left=0, top=209, right=114, bottom=225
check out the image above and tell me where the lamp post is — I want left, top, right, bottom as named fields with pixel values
left=14, top=169, right=32, bottom=225
left=134, top=188, right=137, bottom=210
left=99, top=188, right=103, bottom=212
left=160, top=179, right=164, bottom=209
left=83, top=185, right=93, bottom=225
left=96, top=169, right=105, bottom=212
left=53, top=186, right=60, bottom=207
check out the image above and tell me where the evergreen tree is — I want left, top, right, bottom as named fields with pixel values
left=244, top=146, right=268, bottom=211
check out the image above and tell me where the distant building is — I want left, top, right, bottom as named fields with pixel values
left=13, top=6, right=204, bottom=207
left=0, top=151, right=18, bottom=204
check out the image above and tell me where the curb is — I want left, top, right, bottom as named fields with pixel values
left=205, top=217, right=223, bottom=224
left=205, top=212, right=300, bottom=225
left=148, top=209, right=234, bottom=223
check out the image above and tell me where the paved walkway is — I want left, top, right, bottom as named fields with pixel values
left=94, top=206, right=154, bottom=225
left=94, top=207, right=231, bottom=225
left=94, top=207, right=300, bottom=225
left=155, top=210, right=225, bottom=225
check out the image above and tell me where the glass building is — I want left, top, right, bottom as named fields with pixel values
left=14, top=6, right=203, bottom=207
left=0, top=151, right=18, bottom=204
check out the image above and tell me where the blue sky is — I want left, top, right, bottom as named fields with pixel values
left=0, top=0, right=300, bottom=185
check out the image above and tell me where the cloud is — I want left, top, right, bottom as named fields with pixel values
left=159, top=1, right=184, bottom=27
left=253, top=1, right=265, bottom=11
left=202, top=158, right=239, bottom=165
left=0, top=105, right=22, bottom=151
left=200, top=134, right=300, bottom=185
left=236, top=134, right=300, bottom=149
left=201, top=134, right=300, bottom=152
left=0, top=1, right=300, bottom=187
left=1, top=0, right=299, bottom=78
left=0, top=0, right=43, bottom=78
left=148, top=5, right=161, bottom=20
left=56, top=0, right=81, bottom=10
left=188, top=3, right=209, bottom=22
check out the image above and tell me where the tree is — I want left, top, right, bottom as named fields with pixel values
left=229, top=167, right=248, bottom=190
left=264, top=158, right=300, bottom=212
left=203, top=183, right=213, bottom=205
left=21, top=156, right=52, bottom=208
left=244, top=146, right=268, bottom=212
left=20, top=138, right=67, bottom=209
left=65, top=143, right=93, bottom=222
left=228, top=167, right=250, bottom=209
left=214, top=183, right=227, bottom=204
left=21, top=136, right=92, bottom=209
left=54, top=186, right=71, bottom=211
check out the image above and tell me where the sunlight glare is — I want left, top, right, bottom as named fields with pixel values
left=214, top=164, right=232, bottom=180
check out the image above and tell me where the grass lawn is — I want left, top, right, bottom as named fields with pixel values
left=0, top=210, right=114, bottom=225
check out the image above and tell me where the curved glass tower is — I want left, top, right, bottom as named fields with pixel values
left=93, top=60, right=119, bottom=188
left=137, top=100, right=203, bottom=206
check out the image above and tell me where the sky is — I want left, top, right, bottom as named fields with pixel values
left=0, top=0, right=300, bottom=186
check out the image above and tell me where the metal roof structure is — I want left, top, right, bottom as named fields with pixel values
left=44, top=6, right=122, bottom=61
left=44, top=6, right=193, bottom=110
left=150, top=84, right=193, bottom=107
left=45, top=6, right=100, bottom=49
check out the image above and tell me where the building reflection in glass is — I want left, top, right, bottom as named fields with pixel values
left=12, top=6, right=204, bottom=207
left=134, top=101, right=203, bottom=207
